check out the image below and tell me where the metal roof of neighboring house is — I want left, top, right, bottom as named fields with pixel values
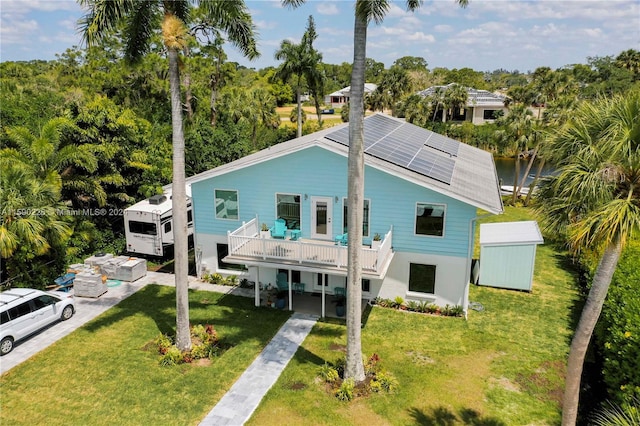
left=480, top=221, right=544, bottom=246
left=418, top=84, right=507, bottom=107
left=327, top=83, right=378, bottom=98
left=187, top=113, right=504, bottom=215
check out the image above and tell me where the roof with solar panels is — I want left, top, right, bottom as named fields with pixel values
left=187, top=113, right=503, bottom=215
left=418, top=83, right=507, bottom=107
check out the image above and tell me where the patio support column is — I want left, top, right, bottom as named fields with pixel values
left=255, top=267, right=261, bottom=307
left=321, top=274, right=326, bottom=317
left=288, top=270, right=292, bottom=311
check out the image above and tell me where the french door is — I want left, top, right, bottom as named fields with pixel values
left=310, top=196, right=333, bottom=240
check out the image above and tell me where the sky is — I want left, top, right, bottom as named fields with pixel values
left=1, top=0, right=638, bottom=73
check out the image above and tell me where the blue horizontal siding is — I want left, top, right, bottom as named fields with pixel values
left=192, top=145, right=475, bottom=257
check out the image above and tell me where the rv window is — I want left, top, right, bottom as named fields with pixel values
left=164, top=222, right=172, bottom=233
left=129, top=221, right=157, bottom=235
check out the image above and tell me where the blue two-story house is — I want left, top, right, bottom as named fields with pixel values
left=188, top=114, right=503, bottom=316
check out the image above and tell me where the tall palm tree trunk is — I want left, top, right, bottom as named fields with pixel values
left=562, top=238, right=622, bottom=425
left=512, top=156, right=520, bottom=204
left=345, top=11, right=367, bottom=383
left=296, top=79, right=302, bottom=138
left=524, top=157, right=544, bottom=207
left=517, top=146, right=537, bottom=197
left=168, top=47, right=192, bottom=352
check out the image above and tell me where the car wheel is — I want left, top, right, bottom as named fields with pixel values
left=61, top=305, right=74, bottom=321
left=1, top=337, right=14, bottom=355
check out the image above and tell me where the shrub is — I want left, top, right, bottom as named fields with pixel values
left=370, top=371, right=398, bottom=393
left=160, top=346, right=183, bottom=366
left=336, top=378, right=355, bottom=401
left=154, top=334, right=173, bottom=355
left=393, top=296, right=405, bottom=309
left=406, top=300, right=419, bottom=311
left=319, top=363, right=339, bottom=383
left=595, top=240, right=640, bottom=406
left=365, top=353, right=381, bottom=376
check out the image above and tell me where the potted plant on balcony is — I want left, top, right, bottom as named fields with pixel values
left=371, top=233, right=382, bottom=249
left=260, top=223, right=270, bottom=239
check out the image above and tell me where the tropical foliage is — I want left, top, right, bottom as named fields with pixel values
left=536, top=89, right=640, bottom=425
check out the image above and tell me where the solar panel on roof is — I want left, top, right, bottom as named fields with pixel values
left=325, top=114, right=457, bottom=185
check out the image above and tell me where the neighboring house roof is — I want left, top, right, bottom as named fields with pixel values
left=187, top=113, right=503, bottom=215
left=327, top=83, right=378, bottom=98
left=418, top=83, right=507, bottom=107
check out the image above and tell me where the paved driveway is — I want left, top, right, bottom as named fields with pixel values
left=0, top=272, right=259, bottom=375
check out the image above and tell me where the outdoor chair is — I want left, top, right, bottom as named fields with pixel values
left=334, top=233, right=347, bottom=245
left=276, top=272, right=288, bottom=291
left=270, top=218, right=287, bottom=239
left=334, top=286, right=346, bottom=297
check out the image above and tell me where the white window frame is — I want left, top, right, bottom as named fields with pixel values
left=214, top=189, right=239, bottom=221
left=342, top=197, right=371, bottom=237
left=414, top=202, right=446, bottom=238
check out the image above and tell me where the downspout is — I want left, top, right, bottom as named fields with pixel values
left=255, top=267, right=261, bottom=307
left=463, top=217, right=475, bottom=320
left=464, top=212, right=494, bottom=320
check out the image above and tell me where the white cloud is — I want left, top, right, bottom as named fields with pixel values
left=316, top=3, right=339, bottom=16
left=407, top=32, right=436, bottom=43
left=0, top=19, right=40, bottom=45
left=434, top=24, right=453, bottom=33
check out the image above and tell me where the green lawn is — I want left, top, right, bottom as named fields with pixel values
left=0, top=285, right=291, bottom=425
left=1, top=207, right=578, bottom=425
left=247, top=206, right=579, bottom=425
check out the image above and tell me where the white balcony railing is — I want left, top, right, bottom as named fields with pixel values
left=227, top=218, right=392, bottom=274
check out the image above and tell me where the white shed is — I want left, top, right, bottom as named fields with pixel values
left=478, top=221, right=544, bottom=291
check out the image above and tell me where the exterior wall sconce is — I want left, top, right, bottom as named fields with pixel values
left=304, top=194, right=308, bottom=200
left=335, top=196, right=339, bottom=203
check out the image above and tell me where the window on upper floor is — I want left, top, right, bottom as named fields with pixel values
left=276, top=193, right=301, bottom=230
left=409, top=263, right=436, bottom=294
left=415, top=203, right=445, bottom=237
left=342, top=198, right=370, bottom=237
left=215, top=189, right=238, bottom=220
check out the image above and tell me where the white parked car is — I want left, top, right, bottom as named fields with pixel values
left=0, top=288, right=75, bottom=355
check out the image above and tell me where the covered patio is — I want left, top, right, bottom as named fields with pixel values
left=258, top=290, right=369, bottom=319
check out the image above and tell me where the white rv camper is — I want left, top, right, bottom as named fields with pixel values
left=124, top=187, right=193, bottom=257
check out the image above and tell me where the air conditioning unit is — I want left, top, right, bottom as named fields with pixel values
left=148, top=194, right=167, bottom=205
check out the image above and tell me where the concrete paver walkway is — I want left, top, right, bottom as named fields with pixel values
left=199, top=312, right=318, bottom=426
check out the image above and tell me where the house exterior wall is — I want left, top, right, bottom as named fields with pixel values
left=471, top=105, right=509, bottom=124
left=192, top=144, right=478, bottom=307
left=478, top=243, right=536, bottom=291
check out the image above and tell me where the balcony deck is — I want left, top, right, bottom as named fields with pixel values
left=225, top=219, right=394, bottom=278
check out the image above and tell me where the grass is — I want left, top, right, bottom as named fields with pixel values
left=1, top=207, right=578, bottom=425
left=246, top=206, right=579, bottom=425
left=0, top=285, right=291, bottom=425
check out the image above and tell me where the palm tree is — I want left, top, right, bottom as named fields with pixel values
left=1, top=117, right=100, bottom=204
left=378, top=66, right=411, bottom=114
left=274, top=15, right=323, bottom=138
left=535, top=90, right=640, bottom=425
left=284, top=0, right=469, bottom=383
left=80, top=0, right=258, bottom=352
left=0, top=164, right=72, bottom=282
left=443, top=83, right=468, bottom=121
left=494, top=104, right=535, bottom=203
